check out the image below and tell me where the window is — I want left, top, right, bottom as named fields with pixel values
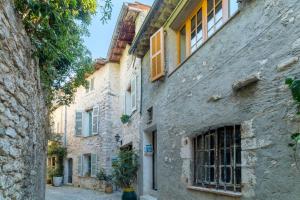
left=90, top=78, right=95, bottom=91
left=177, top=0, right=239, bottom=64
left=78, top=154, right=97, bottom=177
left=147, top=107, right=153, bottom=124
left=75, top=106, right=99, bottom=137
left=85, top=78, right=95, bottom=93
left=193, top=125, right=241, bottom=192
left=124, top=76, right=137, bottom=115
left=191, top=9, right=203, bottom=53
left=51, top=157, right=56, bottom=168
left=150, top=27, right=165, bottom=81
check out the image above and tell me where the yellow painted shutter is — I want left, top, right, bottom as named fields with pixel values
left=150, top=27, right=165, bottom=81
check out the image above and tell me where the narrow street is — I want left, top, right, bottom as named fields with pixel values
left=45, top=185, right=121, bottom=200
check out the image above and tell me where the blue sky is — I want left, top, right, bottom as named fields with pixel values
left=84, top=0, right=154, bottom=59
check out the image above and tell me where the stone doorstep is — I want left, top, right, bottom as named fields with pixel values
left=140, top=195, right=157, bottom=200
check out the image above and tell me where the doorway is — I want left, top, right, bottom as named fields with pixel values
left=67, top=158, right=73, bottom=184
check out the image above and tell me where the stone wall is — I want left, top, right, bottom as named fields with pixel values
left=0, top=0, right=48, bottom=199
left=55, top=63, right=120, bottom=189
left=140, top=0, right=300, bottom=199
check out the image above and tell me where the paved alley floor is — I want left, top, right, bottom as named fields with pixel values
left=46, top=185, right=121, bottom=200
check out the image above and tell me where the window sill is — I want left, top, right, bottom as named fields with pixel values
left=168, top=10, right=240, bottom=78
left=187, top=186, right=242, bottom=197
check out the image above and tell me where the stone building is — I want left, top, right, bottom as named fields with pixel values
left=129, top=0, right=300, bottom=199
left=51, top=2, right=150, bottom=191
left=0, top=0, right=48, bottom=199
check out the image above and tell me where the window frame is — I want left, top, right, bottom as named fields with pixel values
left=193, top=125, right=241, bottom=193
left=176, top=0, right=239, bottom=65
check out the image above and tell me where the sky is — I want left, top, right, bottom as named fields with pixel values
left=83, top=0, right=154, bottom=60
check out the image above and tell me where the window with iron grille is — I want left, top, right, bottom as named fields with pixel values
left=193, top=125, right=241, bottom=192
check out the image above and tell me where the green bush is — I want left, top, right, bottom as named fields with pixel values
left=112, top=149, right=139, bottom=189
left=120, top=114, right=130, bottom=124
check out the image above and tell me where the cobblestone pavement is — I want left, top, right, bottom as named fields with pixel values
left=46, top=185, right=122, bottom=200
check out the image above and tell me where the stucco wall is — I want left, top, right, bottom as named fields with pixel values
left=0, top=0, right=48, bottom=199
left=140, top=0, right=300, bottom=199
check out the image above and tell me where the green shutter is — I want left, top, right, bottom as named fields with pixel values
left=89, top=111, right=93, bottom=136
left=131, top=76, right=137, bottom=111
left=78, top=155, right=82, bottom=176
left=91, top=154, right=97, bottom=177
left=75, top=112, right=83, bottom=136
left=92, top=106, right=99, bottom=135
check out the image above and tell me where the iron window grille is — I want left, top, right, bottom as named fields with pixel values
left=193, top=125, right=241, bottom=192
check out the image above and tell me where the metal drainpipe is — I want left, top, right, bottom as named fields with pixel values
left=64, top=105, right=67, bottom=146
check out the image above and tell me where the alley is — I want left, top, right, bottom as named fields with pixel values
left=45, top=185, right=121, bottom=200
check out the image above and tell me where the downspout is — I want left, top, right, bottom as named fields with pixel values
left=64, top=105, right=67, bottom=146
left=138, top=52, right=144, bottom=196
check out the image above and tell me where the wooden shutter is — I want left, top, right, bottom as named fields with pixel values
left=75, top=112, right=83, bottom=136
left=92, top=106, right=99, bottom=135
left=150, top=27, right=165, bottom=81
left=78, top=155, right=82, bottom=176
left=131, top=76, right=137, bottom=112
left=91, top=154, right=97, bottom=177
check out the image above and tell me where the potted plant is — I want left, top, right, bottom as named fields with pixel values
left=112, top=149, right=139, bottom=200
left=52, top=167, right=64, bottom=187
left=120, top=114, right=130, bottom=124
left=97, top=168, right=113, bottom=193
left=47, top=141, right=67, bottom=187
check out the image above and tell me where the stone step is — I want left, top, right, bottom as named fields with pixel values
left=140, top=195, right=157, bottom=200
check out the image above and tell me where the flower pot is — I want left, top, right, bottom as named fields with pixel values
left=122, top=188, right=137, bottom=200
left=53, top=176, right=63, bottom=187
left=105, top=184, right=113, bottom=194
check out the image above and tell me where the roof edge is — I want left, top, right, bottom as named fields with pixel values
left=128, top=0, right=162, bottom=55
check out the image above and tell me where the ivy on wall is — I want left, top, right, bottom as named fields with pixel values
left=13, top=0, right=112, bottom=109
left=286, top=78, right=300, bottom=168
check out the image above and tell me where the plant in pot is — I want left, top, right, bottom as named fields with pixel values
left=47, top=142, right=67, bottom=187
left=112, top=149, right=139, bottom=200
left=49, top=167, right=64, bottom=187
left=97, top=168, right=113, bottom=193
left=120, top=114, right=130, bottom=124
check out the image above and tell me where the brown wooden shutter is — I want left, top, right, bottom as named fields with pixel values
left=150, top=27, right=165, bottom=81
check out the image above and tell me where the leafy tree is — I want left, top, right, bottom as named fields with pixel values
left=14, top=0, right=112, bottom=109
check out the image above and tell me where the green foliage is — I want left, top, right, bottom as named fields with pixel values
left=286, top=77, right=300, bottom=169
left=286, top=78, right=300, bottom=105
left=48, top=142, right=67, bottom=158
left=14, top=0, right=112, bottom=108
left=48, top=166, right=63, bottom=178
left=97, top=168, right=113, bottom=184
left=121, top=114, right=130, bottom=124
left=112, top=149, right=139, bottom=189
left=48, top=142, right=66, bottom=177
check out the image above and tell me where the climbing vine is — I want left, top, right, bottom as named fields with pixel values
left=13, top=0, right=112, bottom=109
left=286, top=77, right=300, bottom=168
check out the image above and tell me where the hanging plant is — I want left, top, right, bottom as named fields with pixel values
left=285, top=77, right=300, bottom=169
left=121, top=114, right=130, bottom=124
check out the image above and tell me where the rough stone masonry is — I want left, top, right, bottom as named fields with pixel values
left=0, top=0, right=48, bottom=199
